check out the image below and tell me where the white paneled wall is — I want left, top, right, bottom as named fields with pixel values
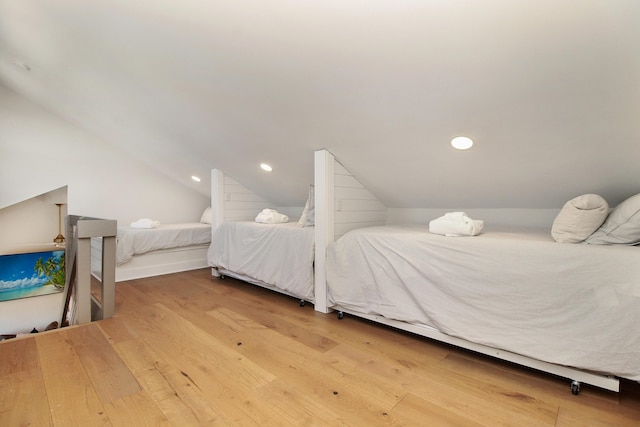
left=314, top=149, right=388, bottom=313
left=333, top=161, right=387, bottom=240
left=211, top=169, right=277, bottom=228
left=223, top=175, right=277, bottom=221
left=388, top=208, right=559, bottom=230
left=224, top=175, right=276, bottom=221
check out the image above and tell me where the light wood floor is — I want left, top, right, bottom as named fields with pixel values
left=1, top=269, right=639, bottom=426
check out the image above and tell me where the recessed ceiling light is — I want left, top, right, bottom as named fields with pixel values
left=260, top=163, right=273, bottom=172
left=191, top=175, right=201, bottom=182
left=451, top=136, right=474, bottom=150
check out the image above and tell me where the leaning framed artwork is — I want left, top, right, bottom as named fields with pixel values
left=0, top=250, right=65, bottom=302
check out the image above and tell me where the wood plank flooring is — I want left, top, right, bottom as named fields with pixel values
left=1, top=268, right=639, bottom=426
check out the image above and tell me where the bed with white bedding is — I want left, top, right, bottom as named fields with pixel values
left=326, top=225, right=640, bottom=392
left=207, top=221, right=315, bottom=303
left=90, top=222, right=212, bottom=282
left=117, top=222, right=212, bottom=265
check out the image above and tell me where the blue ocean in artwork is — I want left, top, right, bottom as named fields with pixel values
left=0, top=250, right=65, bottom=302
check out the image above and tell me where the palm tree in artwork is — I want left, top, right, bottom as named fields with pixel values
left=34, top=253, right=65, bottom=289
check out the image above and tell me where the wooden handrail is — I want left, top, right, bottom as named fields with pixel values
left=60, top=215, right=117, bottom=326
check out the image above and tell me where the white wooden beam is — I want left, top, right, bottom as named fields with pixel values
left=314, top=149, right=334, bottom=314
left=211, top=169, right=225, bottom=229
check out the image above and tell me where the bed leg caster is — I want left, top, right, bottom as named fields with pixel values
left=570, top=380, right=580, bottom=395
left=220, top=274, right=225, bottom=280
left=299, top=300, right=305, bottom=307
left=337, top=311, right=344, bottom=320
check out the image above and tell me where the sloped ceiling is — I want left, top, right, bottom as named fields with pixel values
left=1, top=0, right=639, bottom=208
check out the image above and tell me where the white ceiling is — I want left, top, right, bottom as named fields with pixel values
left=1, top=0, right=639, bottom=208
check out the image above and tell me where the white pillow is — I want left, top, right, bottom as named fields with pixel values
left=200, top=207, right=212, bottom=224
left=298, top=185, right=315, bottom=227
left=551, top=194, right=608, bottom=243
left=585, top=193, right=640, bottom=245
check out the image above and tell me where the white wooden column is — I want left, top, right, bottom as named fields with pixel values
left=314, top=149, right=335, bottom=314
left=211, top=169, right=225, bottom=229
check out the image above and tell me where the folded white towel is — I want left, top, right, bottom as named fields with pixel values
left=255, top=209, right=289, bottom=224
left=429, top=212, right=484, bottom=236
left=130, top=218, right=160, bottom=229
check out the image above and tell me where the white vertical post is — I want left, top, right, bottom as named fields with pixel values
left=211, top=169, right=225, bottom=229
left=314, top=149, right=335, bottom=313
left=210, top=169, right=225, bottom=277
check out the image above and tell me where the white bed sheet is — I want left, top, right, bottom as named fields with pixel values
left=117, top=223, right=211, bottom=265
left=207, top=221, right=315, bottom=301
left=326, top=225, right=640, bottom=381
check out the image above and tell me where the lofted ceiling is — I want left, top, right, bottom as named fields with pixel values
left=1, top=0, right=639, bottom=208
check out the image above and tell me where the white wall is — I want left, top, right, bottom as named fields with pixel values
left=0, top=85, right=209, bottom=224
left=0, top=293, right=63, bottom=336
left=388, top=208, right=560, bottom=230
left=211, top=169, right=303, bottom=228
left=0, top=186, right=67, bottom=254
left=333, top=159, right=387, bottom=240
left=222, top=174, right=278, bottom=221
left=0, top=86, right=209, bottom=335
left=0, top=188, right=68, bottom=335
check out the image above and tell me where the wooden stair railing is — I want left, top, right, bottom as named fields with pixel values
left=60, top=215, right=117, bottom=326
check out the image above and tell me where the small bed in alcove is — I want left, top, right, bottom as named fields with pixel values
left=206, top=169, right=316, bottom=304
left=91, top=212, right=212, bottom=282
left=313, top=149, right=640, bottom=394
left=325, top=222, right=640, bottom=393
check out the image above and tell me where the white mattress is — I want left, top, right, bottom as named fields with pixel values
left=116, top=223, right=211, bottom=265
left=207, top=221, right=315, bottom=301
left=326, top=225, right=640, bottom=381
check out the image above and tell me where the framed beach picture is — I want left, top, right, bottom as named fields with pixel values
left=0, top=250, right=65, bottom=302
